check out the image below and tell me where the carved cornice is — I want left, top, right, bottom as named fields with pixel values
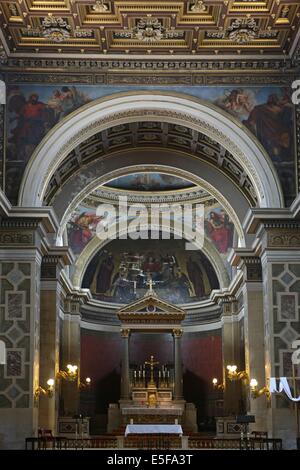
left=1, top=57, right=297, bottom=72
left=2, top=67, right=298, bottom=86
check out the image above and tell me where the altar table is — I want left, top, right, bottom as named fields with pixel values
left=125, top=424, right=183, bottom=436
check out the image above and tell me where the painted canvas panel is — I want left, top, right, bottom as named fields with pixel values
left=5, top=84, right=296, bottom=204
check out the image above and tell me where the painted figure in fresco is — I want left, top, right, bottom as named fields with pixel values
left=112, top=272, right=133, bottom=302
left=215, top=88, right=254, bottom=119
left=96, top=254, right=115, bottom=294
left=68, top=211, right=103, bottom=254
left=8, top=92, right=50, bottom=158
left=186, top=257, right=205, bottom=298
left=205, top=211, right=232, bottom=254
left=243, top=92, right=293, bottom=163
left=175, top=269, right=191, bottom=302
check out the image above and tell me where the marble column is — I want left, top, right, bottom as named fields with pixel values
left=120, top=329, right=130, bottom=401
left=60, top=294, right=84, bottom=416
left=173, top=329, right=183, bottom=400
left=0, top=208, right=58, bottom=449
left=261, top=246, right=300, bottom=448
left=232, top=252, right=267, bottom=431
left=38, top=249, right=73, bottom=432
left=245, top=213, right=300, bottom=448
left=221, top=298, right=244, bottom=416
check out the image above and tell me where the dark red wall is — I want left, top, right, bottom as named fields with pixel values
left=80, top=329, right=222, bottom=419
left=80, top=331, right=122, bottom=414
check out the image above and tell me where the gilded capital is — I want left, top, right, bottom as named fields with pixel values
left=120, top=328, right=130, bottom=338
left=173, top=328, right=183, bottom=338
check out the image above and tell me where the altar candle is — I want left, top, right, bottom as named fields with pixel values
left=143, top=371, right=145, bottom=378
left=139, top=371, right=141, bottom=378
left=134, top=371, right=137, bottom=377
left=159, top=371, right=161, bottom=378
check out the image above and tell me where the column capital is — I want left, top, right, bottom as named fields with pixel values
left=230, top=249, right=262, bottom=282
left=64, top=291, right=90, bottom=314
left=243, top=203, right=300, bottom=253
left=172, top=328, right=183, bottom=338
left=0, top=207, right=60, bottom=253
left=41, top=247, right=74, bottom=280
left=120, top=328, right=130, bottom=338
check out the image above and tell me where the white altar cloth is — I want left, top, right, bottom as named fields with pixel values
left=125, top=424, right=183, bottom=436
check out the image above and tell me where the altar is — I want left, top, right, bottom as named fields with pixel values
left=125, top=424, right=183, bottom=436
left=107, top=286, right=198, bottom=433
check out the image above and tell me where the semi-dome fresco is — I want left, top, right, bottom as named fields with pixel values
left=82, top=238, right=219, bottom=305
left=104, top=173, right=196, bottom=191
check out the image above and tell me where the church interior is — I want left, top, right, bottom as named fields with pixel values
left=0, top=0, right=300, bottom=451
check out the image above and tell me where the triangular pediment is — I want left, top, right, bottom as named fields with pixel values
left=117, top=290, right=185, bottom=324
left=117, top=291, right=185, bottom=315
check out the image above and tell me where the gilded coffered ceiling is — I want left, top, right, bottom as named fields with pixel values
left=0, top=0, right=299, bottom=58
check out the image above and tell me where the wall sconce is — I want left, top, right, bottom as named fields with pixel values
left=250, top=378, right=271, bottom=399
left=212, top=378, right=224, bottom=391
left=79, top=377, right=92, bottom=390
left=57, top=364, right=78, bottom=381
left=34, top=378, right=55, bottom=400
left=226, top=365, right=249, bottom=383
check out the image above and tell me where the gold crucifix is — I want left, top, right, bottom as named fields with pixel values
left=144, top=355, right=159, bottom=386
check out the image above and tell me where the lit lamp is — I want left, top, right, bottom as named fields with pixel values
left=79, top=377, right=92, bottom=390
left=212, top=378, right=224, bottom=391
left=250, top=378, right=270, bottom=399
left=57, top=364, right=78, bottom=381
left=226, top=364, right=249, bottom=382
left=34, top=378, right=55, bottom=400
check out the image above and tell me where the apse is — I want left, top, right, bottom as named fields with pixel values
left=81, top=238, right=220, bottom=305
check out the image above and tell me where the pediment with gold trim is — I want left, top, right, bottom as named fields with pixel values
left=117, top=290, right=185, bottom=325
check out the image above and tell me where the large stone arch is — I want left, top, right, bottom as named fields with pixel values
left=55, top=154, right=247, bottom=246
left=19, top=91, right=284, bottom=209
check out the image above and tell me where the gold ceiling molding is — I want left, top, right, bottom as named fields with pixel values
left=0, top=1, right=299, bottom=57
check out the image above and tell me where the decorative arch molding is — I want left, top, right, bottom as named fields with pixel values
left=57, top=161, right=246, bottom=246
left=71, top=224, right=231, bottom=293
left=19, top=92, right=284, bottom=209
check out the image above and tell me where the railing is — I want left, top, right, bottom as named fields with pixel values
left=25, top=436, right=117, bottom=450
left=189, top=437, right=282, bottom=450
left=25, top=435, right=283, bottom=450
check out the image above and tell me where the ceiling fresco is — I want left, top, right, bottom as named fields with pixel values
left=5, top=84, right=295, bottom=206
left=0, top=1, right=299, bottom=57
left=103, top=172, right=196, bottom=191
